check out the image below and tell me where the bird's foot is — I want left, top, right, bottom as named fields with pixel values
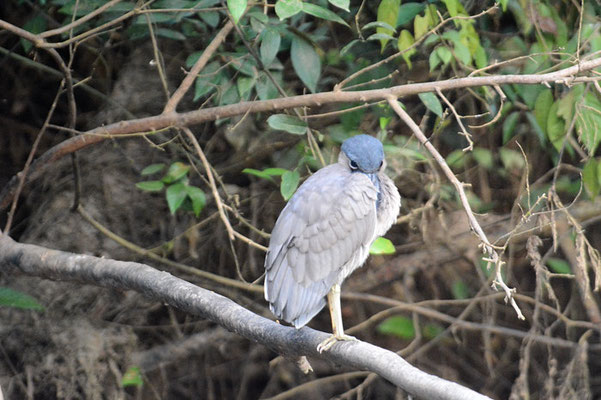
left=317, top=334, right=357, bottom=353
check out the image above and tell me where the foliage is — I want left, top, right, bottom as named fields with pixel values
left=0, top=287, right=44, bottom=311
left=137, top=162, right=206, bottom=217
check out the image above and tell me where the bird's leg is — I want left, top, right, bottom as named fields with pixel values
left=317, top=284, right=356, bottom=353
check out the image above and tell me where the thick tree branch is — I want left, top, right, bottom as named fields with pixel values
left=2, top=56, right=601, bottom=210
left=0, top=234, right=490, bottom=400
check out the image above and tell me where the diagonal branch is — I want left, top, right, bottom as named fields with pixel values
left=3, top=56, right=601, bottom=211
left=386, top=97, right=525, bottom=320
left=0, top=234, right=491, bottom=400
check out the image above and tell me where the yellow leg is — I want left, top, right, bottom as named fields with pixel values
left=317, top=284, right=356, bottom=353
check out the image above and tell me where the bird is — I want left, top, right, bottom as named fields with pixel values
left=264, top=134, right=401, bottom=352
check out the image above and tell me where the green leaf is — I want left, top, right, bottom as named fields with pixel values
left=499, top=148, right=525, bottom=171
left=397, top=3, right=425, bottom=26
left=263, top=168, right=289, bottom=176
left=473, top=45, right=487, bottom=69
left=397, top=30, right=416, bottom=68
left=546, top=257, right=572, bottom=274
left=185, top=185, right=206, bottom=217
left=446, top=149, right=467, bottom=169
left=423, top=323, right=445, bottom=339
left=582, top=159, right=600, bottom=199
left=362, top=21, right=397, bottom=32
left=227, top=0, right=246, bottom=24
left=369, top=237, right=396, bottom=255
left=377, top=316, right=415, bottom=339
left=329, top=0, right=349, bottom=12
left=436, top=46, right=452, bottom=65
left=256, top=73, right=280, bottom=100
left=534, top=89, right=553, bottom=134
left=136, top=180, right=165, bottom=192
left=418, top=92, right=443, bottom=118
left=451, top=280, right=469, bottom=299
left=547, top=101, right=566, bottom=151
left=122, top=366, right=143, bottom=388
left=22, top=14, right=47, bottom=53
left=429, top=50, right=441, bottom=71
left=260, top=28, right=281, bottom=67
left=280, top=170, right=300, bottom=200
left=237, top=76, right=256, bottom=100
left=0, top=287, right=44, bottom=311
left=290, top=36, right=321, bottom=93
left=576, top=92, right=601, bottom=156
left=166, top=182, right=188, bottom=214
left=275, top=0, right=302, bottom=20
left=472, top=148, right=493, bottom=170
left=156, top=28, right=186, bottom=41
left=340, top=39, right=360, bottom=56
left=502, top=112, right=520, bottom=144
left=267, top=114, right=308, bottom=135
left=302, top=3, right=349, bottom=27
left=141, top=163, right=165, bottom=175
left=377, top=0, right=400, bottom=51
left=162, top=162, right=190, bottom=183
left=453, top=41, right=471, bottom=65
left=413, top=14, right=429, bottom=40
left=242, top=168, right=275, bottom=182
left=193, top=61, right=221, bottom=101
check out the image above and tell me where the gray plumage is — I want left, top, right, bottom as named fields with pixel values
left=264, top=134, right=401, bottom=329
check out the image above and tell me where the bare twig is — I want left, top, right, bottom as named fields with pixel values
left=386, top=96, right=525, bottom=320
left=163, top=20, right=234, bottom=113
left=181, top=127, right=235, bottom=241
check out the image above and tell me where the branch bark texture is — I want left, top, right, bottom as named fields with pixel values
left=0, top=234, right=490, bottom=400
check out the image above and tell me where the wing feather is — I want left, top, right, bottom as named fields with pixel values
left=264, top=163, right=378, bottom=327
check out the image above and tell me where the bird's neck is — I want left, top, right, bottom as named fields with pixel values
left=366, top=173, right=382, bottom=209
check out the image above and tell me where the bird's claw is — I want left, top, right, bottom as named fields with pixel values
left=317, top=334, right=357, bottom=353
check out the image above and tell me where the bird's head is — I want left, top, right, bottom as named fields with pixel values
left=340, top=134, right=385, bottom=174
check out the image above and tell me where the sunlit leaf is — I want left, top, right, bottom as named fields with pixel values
left=397, top=30, right=416, bottom=68
left=122, top=366, right=143, bottom=387
left=369, top=237, right=396, bottom=255
left=377, top=0, right=400, bottom=51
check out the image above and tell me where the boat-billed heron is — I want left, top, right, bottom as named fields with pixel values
left=264, top=134, right=400, bottom=352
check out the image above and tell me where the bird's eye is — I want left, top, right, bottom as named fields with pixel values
left=349, top=160, right=359, bottom=170
left=378, top=161, right=383, bottom=170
